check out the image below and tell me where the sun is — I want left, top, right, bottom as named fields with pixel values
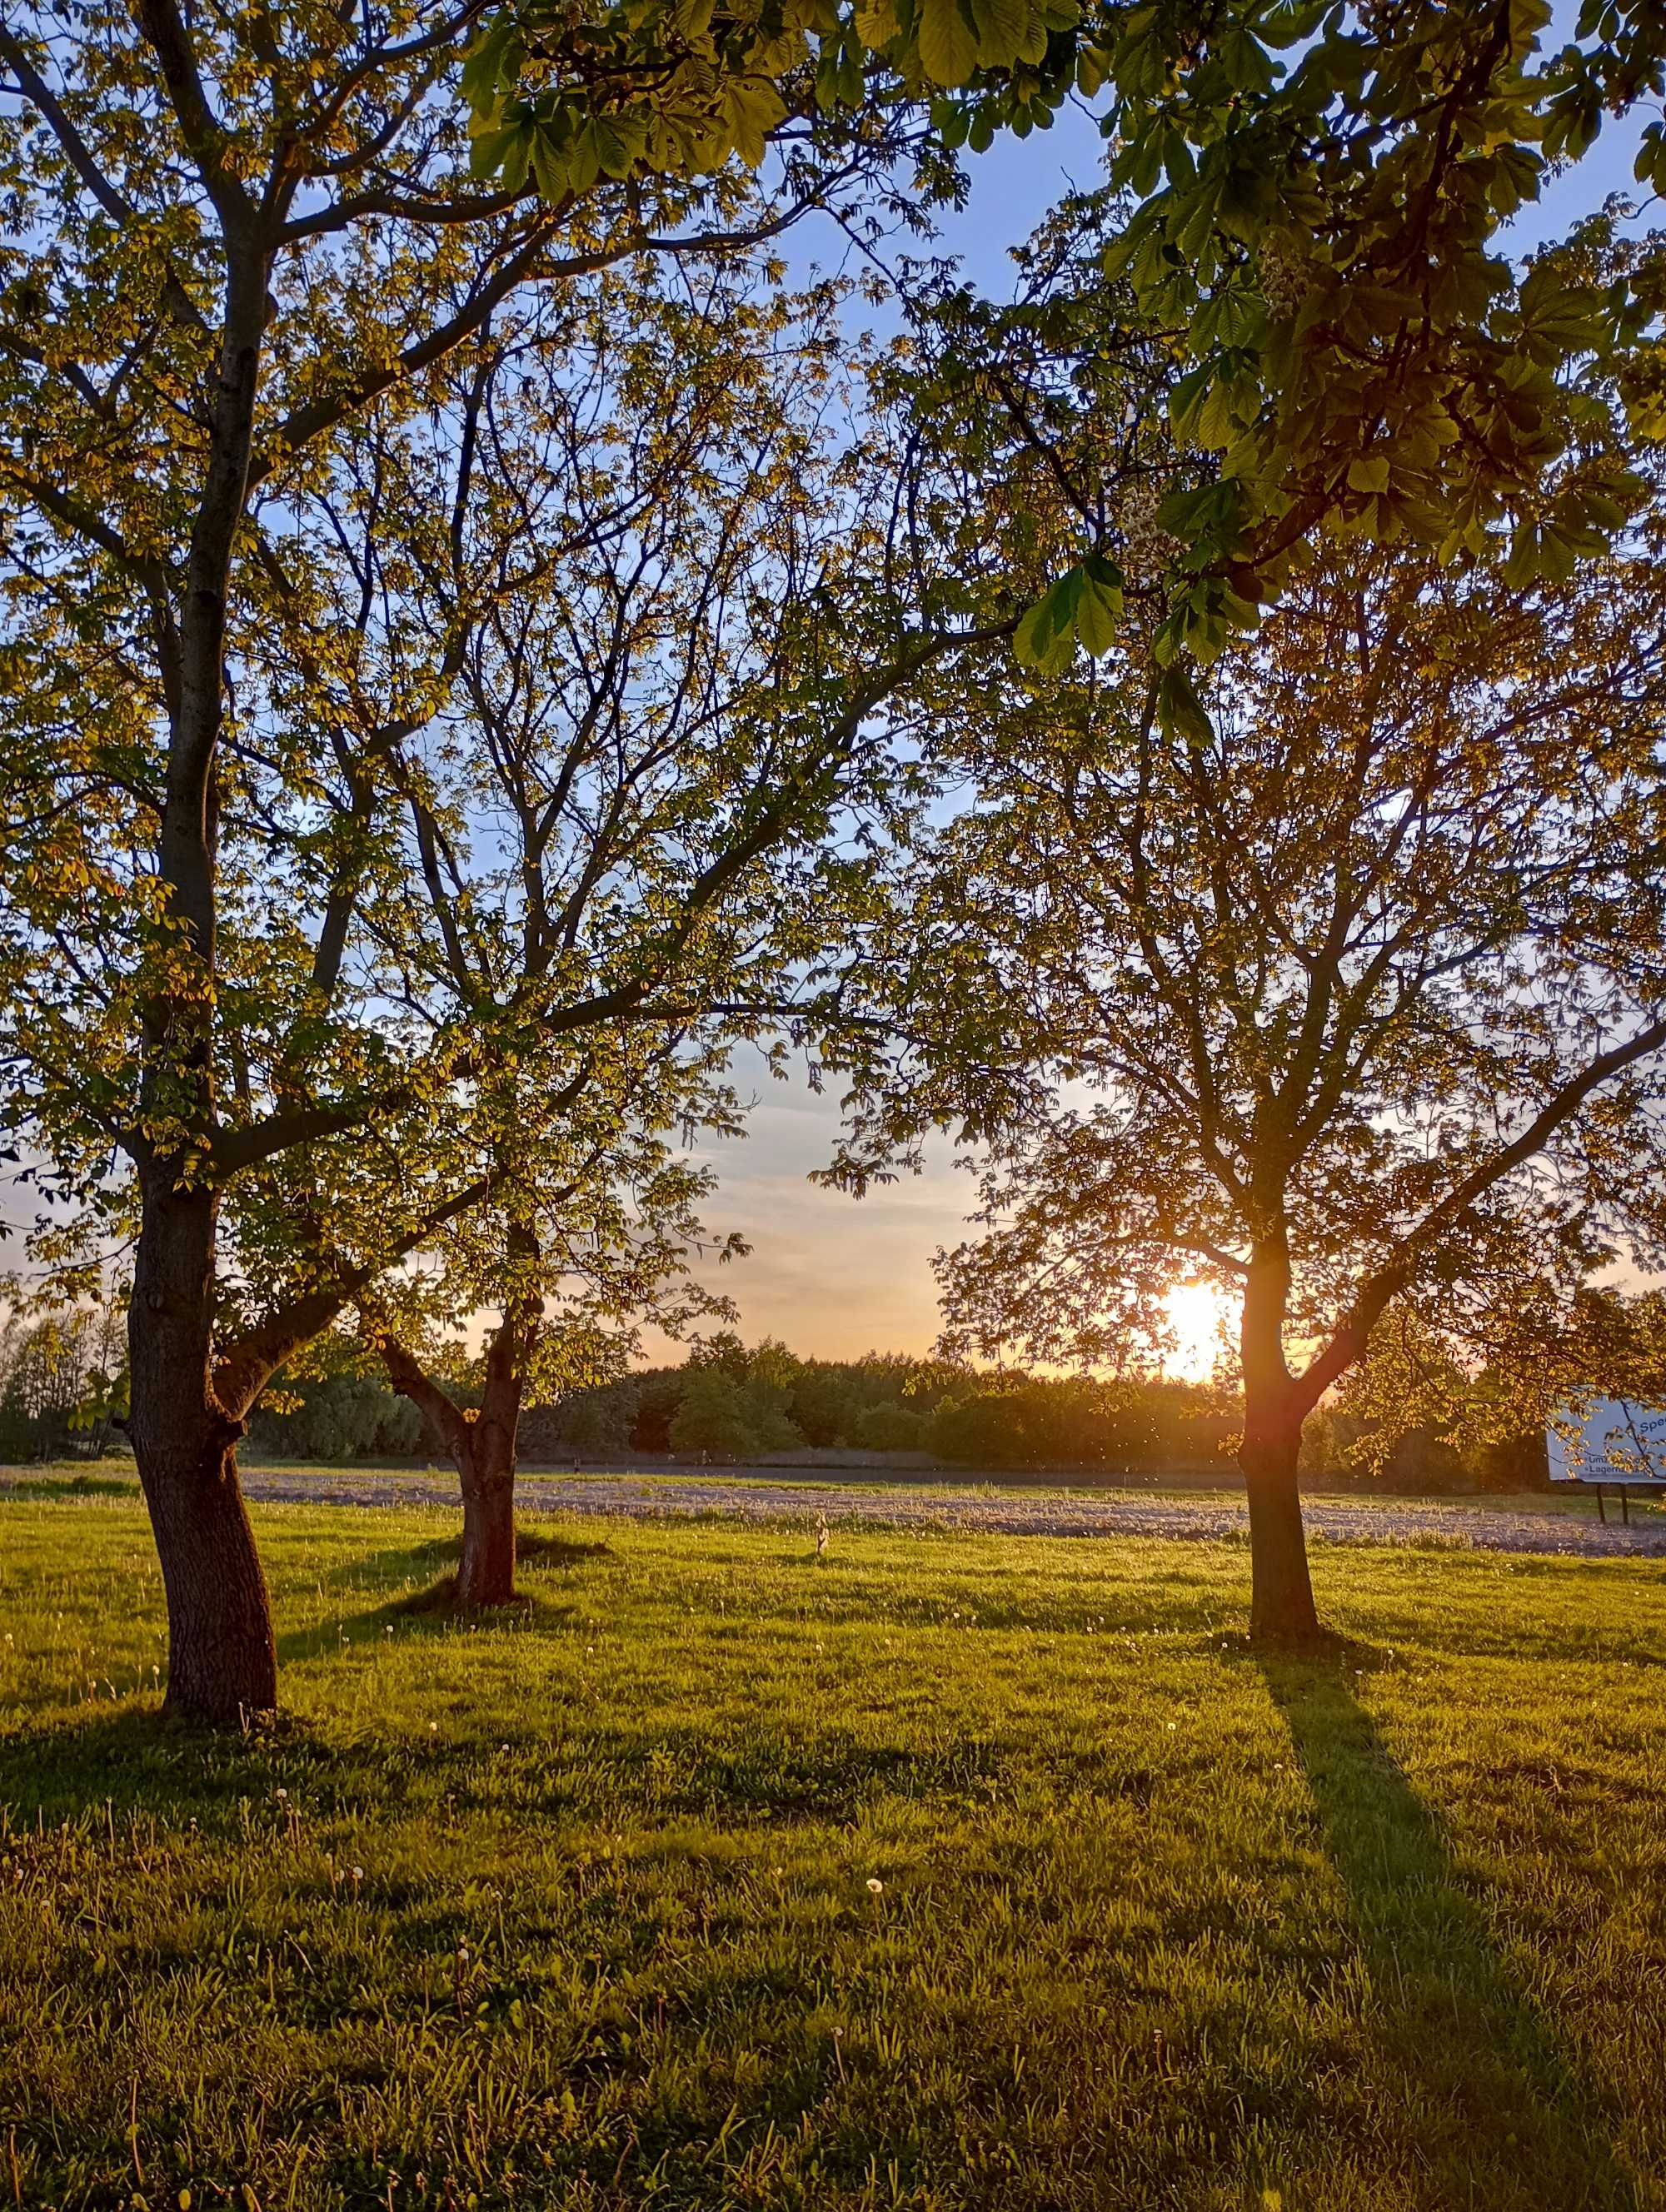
left=1163, top=1281, right=1232, bottom=1382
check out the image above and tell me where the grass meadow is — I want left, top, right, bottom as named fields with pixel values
left=1, top=1481, right=1664, bottom=2211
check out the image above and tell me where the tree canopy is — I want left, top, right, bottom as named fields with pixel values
left=827, top=512, right=1666, bottom=1633
left=472, top=0, right=1666, bottom=660
left=0, top=0, right=925, bottom=1714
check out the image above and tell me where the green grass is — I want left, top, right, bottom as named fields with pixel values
left=1, top=1494, right=1664, bottom=2210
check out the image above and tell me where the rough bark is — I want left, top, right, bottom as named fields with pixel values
left=1240, top=1412, right=1322, bottom=1644
left=457, top=1423, right=518, bottom=1608
left=128, top=1169, right=277, bottom=1721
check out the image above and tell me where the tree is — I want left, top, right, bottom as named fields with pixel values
left=0, top=1295, right=127, bottom=1460
left=0, top=0, right=915, bottom=1718
left=1326, top=1283, right=1666, bottom=1488
left=545, top=1373, right=641, bottom=1460
left=365, top=1068, right=748, bottom=1602
left=831, top=531, right=1666, bottom=1639
left=477, top=0, right=1666, bottom=655
left=217, top=242, right=982, bottom=1607
left=669, top=1366, right=803, bottom=1461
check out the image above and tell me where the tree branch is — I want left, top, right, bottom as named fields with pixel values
left=1292, top=1009, right=1666, bottom=1412
left=211, top=1175, right=489, bottom=1417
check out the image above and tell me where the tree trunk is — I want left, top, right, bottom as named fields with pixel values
left=378, top=1312, right=527, bottom=1607
left=457, top=1430, right=517, bottom=1607
left=122, top=239, right=280, bottom=1726
left=1240, top=1413, right=1322, bottom=1644
left=456, top=1306, right=526, bottom=1604
left=1239, top=1236, right=1324, bottom=1646
left=128, top=1172, right=277, bottom=1722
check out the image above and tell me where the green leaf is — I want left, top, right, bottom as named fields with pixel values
left=1486, top=142, right=1542, bottom=217
left=566, top=121, right=603, bottom=193
left=1502, top=520, right=1541, bottom=589
left=591, top=117, right=639, bottom=178
left=1217, top=24, right=1275, bottom=92
left=1075, top=561, right=1123, bottom=655
left=970, top=0, right=1028, bottom=68
left=1346, top=453, right=1389, bottom=494
left=461, top=17, right=515, bottom=116
left=467, top=122, right=524, bottom=181
left=1157, top=665, right=1213, bottom=747
left=530, top=128, right=569, bottom=202
left=919, top=0, right=980, bottom=85
left=1014, top=571, right=1084, bottom=670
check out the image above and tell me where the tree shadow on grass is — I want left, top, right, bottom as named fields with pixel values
left=301, top=1519, right=613, bottom=1594
left=0, top=1701, right=337, bottom=1826
left=1260, top=1648, right=1646, bottom=2210
left=273, top=1528, right=613, bottom=1664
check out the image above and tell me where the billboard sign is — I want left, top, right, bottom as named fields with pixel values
left=1546, top=1397, right=1666, bottom=1485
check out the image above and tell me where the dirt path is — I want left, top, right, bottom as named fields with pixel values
left=211, top=1465, right=1666, bottom=1560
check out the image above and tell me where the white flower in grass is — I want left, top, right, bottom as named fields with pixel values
left=866, top=1877, right=884, bottom=1895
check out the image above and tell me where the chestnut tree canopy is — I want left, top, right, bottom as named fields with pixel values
left=826, top=518, right=1666, bottom=1637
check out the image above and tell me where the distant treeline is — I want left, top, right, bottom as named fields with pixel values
left=244, top=1331, right=1551, bottom=1488
left=241, top=1333, right=1239, bottom=1472
left=1, top=1308, right=1548, bottom=1490
left=536, top=1338, right=1241, bottom=1472
left=0, top=1304, right=127, bottom=1462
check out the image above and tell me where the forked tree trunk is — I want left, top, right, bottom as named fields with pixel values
left=1240, top=1412, right=1321, bottom=1644
left=381, top=1304, right=531, bottom=1608
left=128, top=1170, right=277, bottom=1721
